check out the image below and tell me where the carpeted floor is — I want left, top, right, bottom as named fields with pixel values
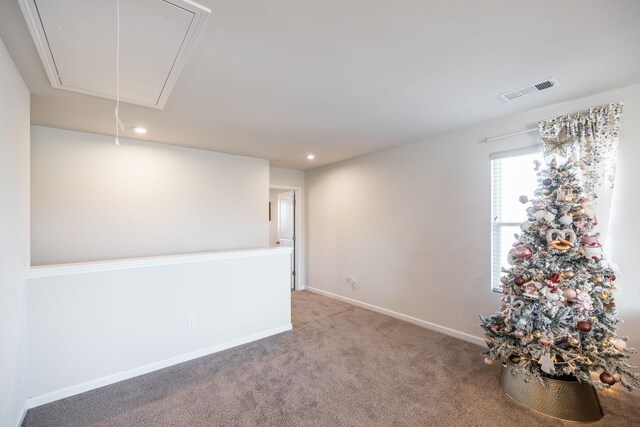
left=24, top=291, right=640, bottom=426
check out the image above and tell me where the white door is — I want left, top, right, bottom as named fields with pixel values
left=277, top=191, right=295, bottom=289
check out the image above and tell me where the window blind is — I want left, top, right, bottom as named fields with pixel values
left=490, top=145, right=543, bottom=292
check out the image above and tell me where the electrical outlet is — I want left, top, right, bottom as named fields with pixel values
left=347, top=277, right=357, bottom=289
left=187, top=316, right=197, bottom=330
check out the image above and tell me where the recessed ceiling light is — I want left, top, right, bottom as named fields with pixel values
left=306, top=154, right=315, bottom=160
left=133, top=126, right=148, bottom=134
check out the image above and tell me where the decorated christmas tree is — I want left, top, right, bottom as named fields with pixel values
left=480, top=159, right=639, bottom=390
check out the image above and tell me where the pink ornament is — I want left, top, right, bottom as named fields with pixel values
left=524, top=282, right=538, bottom=296
left=563, top=288, right=577, bottom=300
left=583, top=246, right=603, bottom=260
left=576, top=290, right=593, bottom=314
left=512, top=245, right=533, bottom=260
left=581, top=236, right=600, bottom=247
left=514, top=330, right=525, bottom=339
left=519, top=195, right=529, bottom=204
left=581, top=236, right=603, bottom=260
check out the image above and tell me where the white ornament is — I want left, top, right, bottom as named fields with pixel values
left=544, top=212, right=556, bottom=223
left=520, top=221, right=531, bottom=232
left=614, top=339, right=627, bottom=350
left=541, top=286, right=560, bottom=301
left=539, top=353, right=556, bottom=374
left=583, top=201, right=596, bottom=219
left=583, top=246, right=603, bottom=260
left=534, top=210, right=546, bottom=220
left=577, top=290, right=590, bottom=301
left=559, top=215, right=573, bottom=225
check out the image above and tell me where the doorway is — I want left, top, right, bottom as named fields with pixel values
left=269, top=186, right=301, bottom=290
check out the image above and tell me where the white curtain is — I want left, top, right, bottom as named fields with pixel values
left=537, top=102, right=623, bottom=246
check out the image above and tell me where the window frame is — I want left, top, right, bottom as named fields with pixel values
left=490, top=145, right=543, bottom=293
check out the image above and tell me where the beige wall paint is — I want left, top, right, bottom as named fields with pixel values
left=307, top=84, right=640, bottom=368
left=31, top=126, right=269, bottom=265
left=0, top=38, right=30, bottom=427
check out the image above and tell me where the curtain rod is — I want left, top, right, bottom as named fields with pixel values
left=483, top=127, right=538, bottom=143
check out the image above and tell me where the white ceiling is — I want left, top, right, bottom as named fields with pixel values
left=1, top=0, right=639, bottom=170
left=21, top=0, right=209, bottom=108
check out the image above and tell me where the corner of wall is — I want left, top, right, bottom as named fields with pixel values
left=0, top=36, right=31, bottom=427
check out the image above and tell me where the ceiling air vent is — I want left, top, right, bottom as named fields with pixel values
left=499, top=78, right=558, bottom=102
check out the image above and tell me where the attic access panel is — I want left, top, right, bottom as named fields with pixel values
left=19, top=0, right=210, bottom=109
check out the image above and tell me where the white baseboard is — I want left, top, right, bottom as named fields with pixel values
left=306, top=287, right=485, bottom=347
left=25, top=324, right=292, bottom=410
left=15, top=400, right=28, bottom=427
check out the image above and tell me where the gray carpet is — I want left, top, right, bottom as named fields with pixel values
left=23, top=291, right=640, bottom=426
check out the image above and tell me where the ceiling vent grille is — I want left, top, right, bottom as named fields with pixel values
left=499, top=78, right=558, bottom=102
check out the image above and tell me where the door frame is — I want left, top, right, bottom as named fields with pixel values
left=270, top=185, right=304, bottom=291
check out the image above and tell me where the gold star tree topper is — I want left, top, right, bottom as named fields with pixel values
left=542, top=126, right=575, bottom=158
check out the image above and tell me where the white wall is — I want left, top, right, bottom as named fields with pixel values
left=270, top=167, right=305, bottom=189
left=307, top=84, right=640, bottom=368
left=0, top=38, right=30, bottom=427
left=26, top=248, right=292, bottom=406
left=270, top=167, right=306, bottom=288
left=31, top=126, right=270, bottom=265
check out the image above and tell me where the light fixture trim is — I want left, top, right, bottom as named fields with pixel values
left=133, top=126, right=148, bottom=134
left=306, top=154, right=315, bottom=160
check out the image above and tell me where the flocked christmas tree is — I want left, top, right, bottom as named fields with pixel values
left=481, top=159, right=639, bottom=390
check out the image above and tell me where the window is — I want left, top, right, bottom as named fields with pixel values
left=491, top=147, right=544, bottom=292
